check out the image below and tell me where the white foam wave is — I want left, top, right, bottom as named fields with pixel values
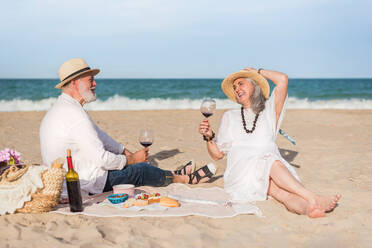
left=1, top=95, right=372, bottom=112
left=0, top=98, right=58, bottom=112
left=286, top=97, right=372, bottom=109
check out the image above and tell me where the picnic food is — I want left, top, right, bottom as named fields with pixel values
left=148, top=193, right=161, bottom=204
left=134, top=199, right=149, bottom=207
left=160, top=196, right=180, bottom=207
left=51, top=157, right=64, bottom=169
left=122, top=193, right=179, bottom=208
left=136, top=193, right=162, bottom=204
left=123, top=198, right=136, bottom=208
left=111, top=194, right=126, bottom=198
left=136, top=193, right=150, bottom=200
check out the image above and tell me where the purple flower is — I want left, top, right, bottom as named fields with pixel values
left=0, top=150, right=10, bottom=163
left=0, top=148, right=21, bottom=164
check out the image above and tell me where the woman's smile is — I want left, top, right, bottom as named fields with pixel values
left=233, top=78, right=254, bottom=105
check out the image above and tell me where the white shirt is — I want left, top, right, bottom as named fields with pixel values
left=40, top=93, right=126, bottom=196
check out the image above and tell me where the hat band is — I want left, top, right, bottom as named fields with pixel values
left=62, top=67, right=91, bottom=81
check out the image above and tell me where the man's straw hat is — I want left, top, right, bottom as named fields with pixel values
left=221, top=70, right=270, bottom=102
left=55, top=58, right=100, bottom=89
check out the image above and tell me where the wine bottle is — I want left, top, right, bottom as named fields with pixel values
left=65, top=149, right=83, bottom=212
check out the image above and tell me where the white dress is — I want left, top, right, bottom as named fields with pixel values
left=216, top=88, right=299, bottom=203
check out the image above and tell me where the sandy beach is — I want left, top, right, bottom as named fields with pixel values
left=0, top=109, right=371, bottom=247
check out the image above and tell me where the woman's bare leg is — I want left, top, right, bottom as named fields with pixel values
left=268, top=179, right=308, bottom=215
left=270, top=160, right=341, bottom=215
left=268, top=179, right=326, bottom=217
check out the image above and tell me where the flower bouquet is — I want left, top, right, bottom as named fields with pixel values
left=0, top=148, right=21, bottom=166
left=0, top=148, right=21, bottom=175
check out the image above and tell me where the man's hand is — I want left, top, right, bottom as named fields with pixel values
left=125, top=147, right=149, bottom=166
left=123, top=148, right=133, bottom=157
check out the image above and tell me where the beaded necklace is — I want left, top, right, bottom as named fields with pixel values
left=241, top=107, right=259, bottom=134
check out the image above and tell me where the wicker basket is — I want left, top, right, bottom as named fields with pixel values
left=0, top=160, right=66, bottom=214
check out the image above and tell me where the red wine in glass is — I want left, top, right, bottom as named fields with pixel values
left=202, top=112, right=213, bottom=118
left=140, top=141, right=152, bottom=147
left=139, top=129, right=154, bottom=148
left=200, top=98, right=216, bottom=119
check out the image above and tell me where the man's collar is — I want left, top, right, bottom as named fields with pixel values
left=60, top=93, right=83, bottom=107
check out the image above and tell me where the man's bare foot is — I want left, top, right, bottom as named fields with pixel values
left=173, top=171, right=210, bottom=184
left=182, top=163, right=194, bottom=175
left=189, top=164, right=216, bottom=184
left=189, top=167, right=210, bottom=184
left=307, top=205, right=325, bottom=218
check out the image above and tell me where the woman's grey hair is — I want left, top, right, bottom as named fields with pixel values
left=246, top=78, right=266, bottom=114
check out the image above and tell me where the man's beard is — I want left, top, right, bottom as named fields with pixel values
left=78, top=82, right=97, bottom=103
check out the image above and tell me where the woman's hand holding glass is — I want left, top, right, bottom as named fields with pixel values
left=199, top=98, right=216, bottom=139
left=199, top=119, right=213, bottom=138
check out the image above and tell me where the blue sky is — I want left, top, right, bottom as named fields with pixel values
left=0, top=0, right=371, bottom=78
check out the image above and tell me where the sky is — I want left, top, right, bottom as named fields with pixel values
left=0, top=0, right=371, bottom=78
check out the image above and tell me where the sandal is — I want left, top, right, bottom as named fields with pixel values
left=188, top=163, right=216, bottom=184
left=174, top=160, right=195, bottom=175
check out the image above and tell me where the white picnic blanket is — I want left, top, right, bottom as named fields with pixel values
left=53, top=183, right=262, bottom=218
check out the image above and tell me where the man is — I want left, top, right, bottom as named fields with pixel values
left=40, top=58, right=215, bottom=197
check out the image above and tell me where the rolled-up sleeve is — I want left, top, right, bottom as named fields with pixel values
left=69, top=118, right=127, bottom=171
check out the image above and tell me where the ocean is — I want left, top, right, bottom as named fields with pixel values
left=0, top=78, right=372, bottom=111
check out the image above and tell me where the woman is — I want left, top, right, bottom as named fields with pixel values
left=199, top=68, right=340, bottom=218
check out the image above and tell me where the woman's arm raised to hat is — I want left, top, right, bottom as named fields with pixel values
left=244, top=68, right=288, bottom=123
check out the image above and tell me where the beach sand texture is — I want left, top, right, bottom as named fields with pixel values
left=0, top=109, right=371, bottom=247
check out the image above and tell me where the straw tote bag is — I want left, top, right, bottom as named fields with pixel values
left=0, top=159, right=65, bottom=214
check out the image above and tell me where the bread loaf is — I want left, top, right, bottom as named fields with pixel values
left=160, top=196, right=179, bottom=207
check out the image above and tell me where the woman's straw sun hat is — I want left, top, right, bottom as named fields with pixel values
left=221, top=70, right=270, bottom=102
left=55, top=58, right=100, bottom=89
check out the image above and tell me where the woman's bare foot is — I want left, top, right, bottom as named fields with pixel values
left=309, top=194, right=341, bottom=213
left=325, top=194, right=341, bottom=212
left=306, top=205, right=325, bottom=218
left=304, top=193, right=341, bottom=218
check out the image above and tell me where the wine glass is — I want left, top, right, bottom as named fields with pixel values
left=200, top=98, right=216, bottom=119
left=139, top=129, right=154, bottom=148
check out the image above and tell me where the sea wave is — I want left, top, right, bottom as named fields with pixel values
left=1, top=95, right=372, bottom=112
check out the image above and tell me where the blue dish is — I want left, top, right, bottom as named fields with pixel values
left=107, top=193, right=129, bottom=204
